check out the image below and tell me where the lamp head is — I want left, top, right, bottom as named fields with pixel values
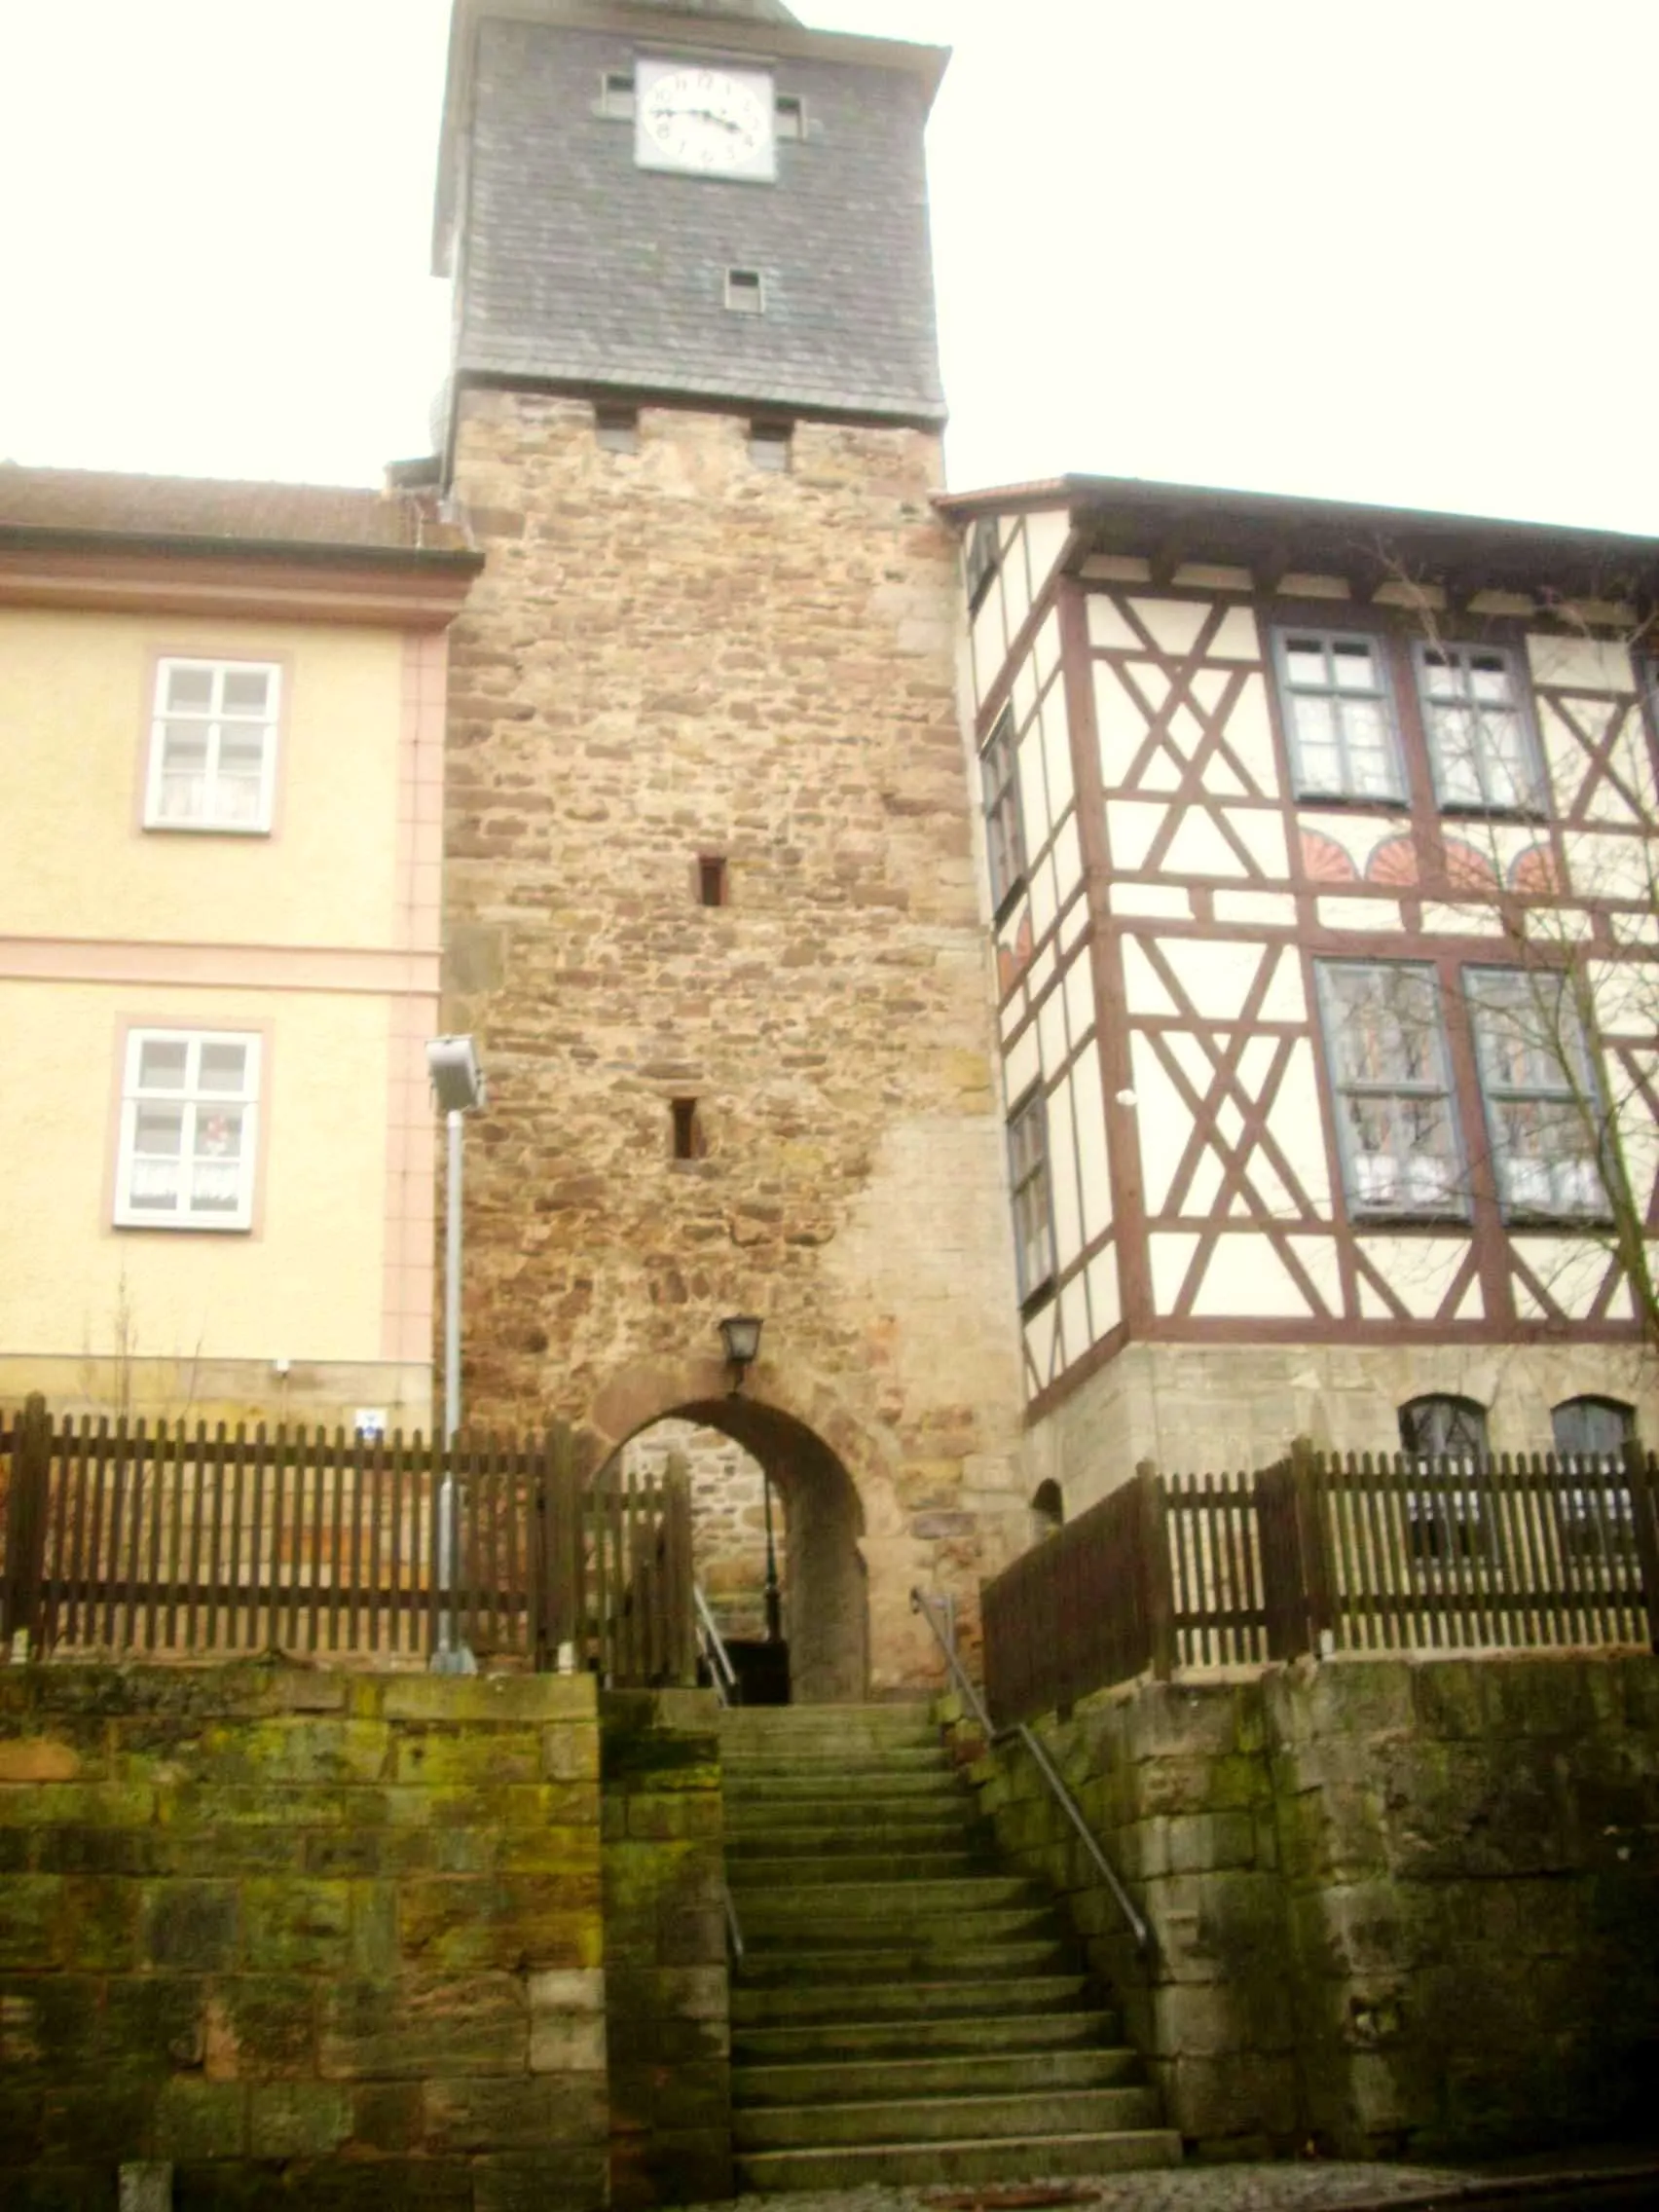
left=718, top=1314, right=763, bottom=1390
left=426, top=1035, right=486, bottom=1115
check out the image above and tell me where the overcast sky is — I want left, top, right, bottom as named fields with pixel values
left=3, top=0, right=1656, bottom=532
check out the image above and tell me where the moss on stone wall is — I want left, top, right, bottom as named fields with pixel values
left=952, top=1652, right=1659, bottom=2161
left=0, top=1663, right=608, bottom=2209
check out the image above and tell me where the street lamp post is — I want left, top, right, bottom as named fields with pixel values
left=427, top=1035, right=486, bottom=1676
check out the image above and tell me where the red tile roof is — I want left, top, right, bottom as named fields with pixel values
left=0, top=464, right=470, bottom=554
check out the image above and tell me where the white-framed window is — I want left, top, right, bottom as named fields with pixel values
left=1414, top=643, right=1544, bottom=813
left=1316, top=961, right=1465, bottom=1217
left=965, top=516, right=1001, bottom=612
left=1007, top=1088, right=1056, bottom=1308
left=980, top=705, right=1025, bottom=918
left=116, top=1030, right=261, bottom=1231
left=1272, top=628, right=1406, bottom=802
left=1465, top=968, right=1606, bottom=1220
left=145, top=658, right=280, bottom=832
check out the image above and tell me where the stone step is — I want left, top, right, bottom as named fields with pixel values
left=722, top=1766, right=965, bottom=1800
left=732, top=2009, right=1124, bottom=2065
left=736, top=1937, right=1075, bottom=1986
left=730, top=1972, right=1091, bottom=2027
left=735, top=2083, right=1164, bottom=2152
left=739, top=1903, right=1066, bottom=1950
left=735, top=2128, right=1184, bottom=2193
left=719, top=1703, right=934, bottom=1729
left=728, top=1847, right=987, bottom=1883
left=726, top=1815, right=985, bottom=1852
left=733, top=2046, right=1144, bottom=2107
left=725, top=1796, right=974, bottom=1835
left=737, top=1875, right=1042, bottom=1924
left=723, top=1744, right=950, bottom=1778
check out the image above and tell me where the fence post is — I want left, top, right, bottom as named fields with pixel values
left=1255, top=1457, right=1308, bottom=1659
left=2, top=1394, right=53, bottom=1656
left=1134, top=1460, right=1175, bottom=1680
left=662, top=1456, right=695, bottom=1686
left=1289, top=1434, right=1336, bottom=1656
left=1622, top=1440, right=1659, bottom=1657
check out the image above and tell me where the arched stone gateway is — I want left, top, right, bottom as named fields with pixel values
left=584, top=1353, right=968, bottom=1701
left=603, top=1395, right=868, bottom=1704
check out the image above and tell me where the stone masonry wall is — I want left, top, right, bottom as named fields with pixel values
left=949, top=1654, right=1659, bottom=2160
left=620, top=1420, right=781, bottom=1644
left=0, top=1664, right=607, bottom=2210
left=1028, top=1340, right=1659, bottom=1522
left=443, top=393, right=1028, bottom=1691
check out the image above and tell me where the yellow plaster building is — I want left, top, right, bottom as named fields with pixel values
left=0, top=468, right=482, bottom=1430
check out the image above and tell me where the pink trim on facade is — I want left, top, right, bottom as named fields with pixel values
left=0, top=939, right=440, bottom=997
left=379, top=634, right=449, bottom=1366
left=396, top=632, right=448, bottom=958
left=381, top=993, right=440, bottom=1366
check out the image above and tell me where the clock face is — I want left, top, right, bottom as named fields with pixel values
left=636, top=62, right=775, bottom=180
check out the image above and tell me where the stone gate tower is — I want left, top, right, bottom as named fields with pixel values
left=431, top=0, right=1026, bottom=1694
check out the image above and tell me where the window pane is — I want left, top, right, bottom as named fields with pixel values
left=165, top=666, right=214, bottom=711
left=1400, top=1395, right=1489, bottom=1456
left=1330, top=641, right=1379, bottom=692
left=134, top=1102, right=184, bottom=1154
left=1419, top=649, right=1461, bottom=700
left=1284, top=641, right=1329, bottom=688
left=1479, top=711, right=1530, bottom=806
left=198, top=1043, right=248, bottom=1093
left=1469, top=656, right=1514, bottom=705
left=137, top=1040, right=189, bottom=1090
left=129, top=1102, right=184, bottom=1212
left=1552, top=1398, right=1633, bottom=1458
left=162, top=724, right=209, bottom=769
left=1429, top=705, right=1482, bottom=801
left=220, top=669, right=272, bottom=714
left=1291, top=693, right=1336, bottom=752
left=193, top=1106, right=243, bottom=1161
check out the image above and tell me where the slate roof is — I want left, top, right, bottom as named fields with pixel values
left=627, top=0, right=800, bottom=20
left=444, top=8, right=946, bottom=426
left=0, top=465, right=472, bottom=555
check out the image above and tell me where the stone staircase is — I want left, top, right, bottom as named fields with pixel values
left=720, top=1703, right=1181, bottom=2191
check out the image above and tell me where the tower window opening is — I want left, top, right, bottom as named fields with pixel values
left=775, top=94, right=804, bottom=139
left=671, top=1099, right=706, bottom=1161
left=725, top=268, right=764, bottom=314
left=749, top=421, right=793, bottom=472
left=698, top=856, right=729, bottom=907
left=595, top=404, right=640, bottom=455
left=601, top=71, right=636, bottom=119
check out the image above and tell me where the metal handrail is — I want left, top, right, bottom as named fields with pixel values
left=694, top=1582, right=739, bottom=1705
left=722, top=1882, right=746, bottom=1965
left=910, top=1588, right=1153, bottom=1962
left=695, top=1585, right=746, bottom=1963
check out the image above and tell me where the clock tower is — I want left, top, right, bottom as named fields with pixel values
left=431, top=0, right=1026, bottom=1698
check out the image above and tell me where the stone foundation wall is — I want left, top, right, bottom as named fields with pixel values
left=951, top=1653, right=1659, bottom=2159
left=1028, top=1341, right=1659, bottom=1520
left=442, top=391, right=1029, bottom=1690
left=601, top=1688, right=730, bottom=2209
left=0, top=1664, right=607, bottom=2208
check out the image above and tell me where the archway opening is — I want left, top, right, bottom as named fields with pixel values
left=609, top=1396, right=867, bottom=1705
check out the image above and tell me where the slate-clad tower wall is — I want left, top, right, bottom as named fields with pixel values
left=434, top=0, right=1026, bottom=1692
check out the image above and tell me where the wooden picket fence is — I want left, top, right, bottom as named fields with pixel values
left=982, top=1440, right=1659, bottom=1728
left=0, top=1399, right=693, bottom=1683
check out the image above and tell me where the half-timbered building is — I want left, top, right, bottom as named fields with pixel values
left=944, top=477, right=1659, bottom=1511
